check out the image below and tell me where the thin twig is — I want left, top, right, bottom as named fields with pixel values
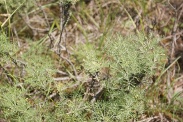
left=58, top=2, right=71, bottom=54
left=137, top=116, right=160, bottom=122
left=58, top=54, right=79, bottom=81
left=20, top=13, right=49, bottom=35
left=56, top=70, right=68, bottom=75
left=0, top=63, right=14, bottom=84
left=53, top=77, right=70, bottom=81
left=162, top=31, right=183, bottom=40
left=91, top=86, right=104, bottom=103
left=34, top=0, right=55, bottom=48
left=34, top=0, right=50, bottom=27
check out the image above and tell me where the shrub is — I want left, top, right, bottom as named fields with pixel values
left=0, top=86, right=39, bottom=121
left=77, top=33, right=166, bottom=89
left=0, top=34, right=55, bottom=121
left=0, top=33, right=18, bottom=63
left=21, top=42, right=55, bottom=90
left=104, top=33, right=166, bottom=89
left=75, top=33, right=166, bottom=120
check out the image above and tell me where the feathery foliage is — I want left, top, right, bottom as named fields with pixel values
left=104, top=33, right=166, bottom=89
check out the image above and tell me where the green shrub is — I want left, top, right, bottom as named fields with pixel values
left=76, top=43, right=107, bottom=74
left=90, top=88, right=145, bottom=121
left=77, top=33, right=166, bottom=89
left=0, top=34, right=55, bottom=121
left=0, top=86, right=39, bottom=121
left=0, top=33, right=18, bottom=63
left=21, top=42, right=55, bottom=90
left=75, top=33, right=166, bottom=121
left=104, top=33, right=166, bottom=89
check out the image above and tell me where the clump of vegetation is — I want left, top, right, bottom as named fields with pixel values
left=104, top=34, right=166, bottom=89
left=0, top=33, right=18, bottom=59
left=74, top=33, right=166, bottom=121
left=76, top=43, right=106, bottom=74
left=0, top=34, right=55, bottom=121
left=78, top=33, right=166, bottom=89
left=0, top=0, right=183, bottom=121
left=0, top=86, right=39, bottom=121
left=91, top=88, right=145, bottom=121
left=0, top=28, right=166, bottom=122
left=21, top=42, right=55, bottom=89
